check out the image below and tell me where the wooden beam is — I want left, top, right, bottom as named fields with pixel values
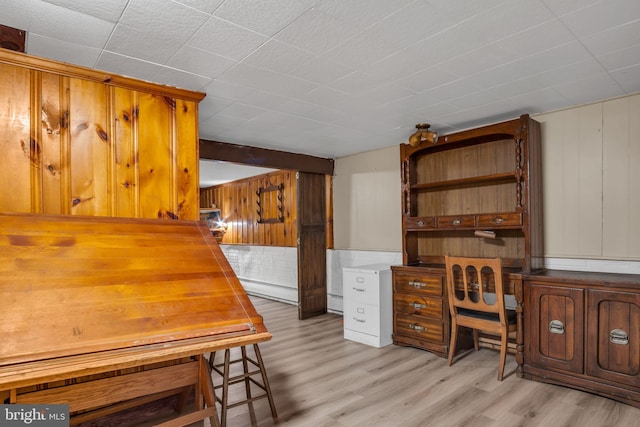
left=199, top=139, right=334, bottom=176
left=0, top=24, right=25, bottom=53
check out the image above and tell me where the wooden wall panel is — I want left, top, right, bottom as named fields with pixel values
left=200, top=170, right=297, bottom=247
left=0, top=49, right=204, bottom=221
left=0, top=62, right=31, bottom=212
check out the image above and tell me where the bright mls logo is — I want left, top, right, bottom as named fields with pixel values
left=1, top=404, right=69, bottom=426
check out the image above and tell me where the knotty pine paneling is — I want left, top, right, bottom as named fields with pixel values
left=200, top=170, right=297, bottom=247
left=0, top=49, right=204, bottom=220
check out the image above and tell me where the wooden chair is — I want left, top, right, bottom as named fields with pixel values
left=445, top=256, right=516, bottom=381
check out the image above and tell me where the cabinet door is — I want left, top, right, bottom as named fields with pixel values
left=527, top=283, right=584, bottom=373
left=586, top=290, right=640, bottom=386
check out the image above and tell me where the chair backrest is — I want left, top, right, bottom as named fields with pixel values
left=445, top=256, right=509, bottom=326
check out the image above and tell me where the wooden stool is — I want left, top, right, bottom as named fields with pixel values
left=209, top=344, right=278, bottom=426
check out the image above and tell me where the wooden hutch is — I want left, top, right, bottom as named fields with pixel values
left=392, top=114, right=543, bottom=365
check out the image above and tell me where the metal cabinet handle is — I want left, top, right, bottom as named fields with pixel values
left=610, top=329, right=629, bottom=345
left=353, top=317, right=366, bottom=323
left=549, top=320, right=565, bottom=335
left=411, top=301, right=426, bottom=309
left=353, top=287, right=365, bottom=292
left=409, top=323, right=425, bottom=332
left=452, top=218, right=462, bottom=225
left=416, top=220, right=425, bottom=226
left=493, top=216, right=504, bottom=224
left=409, top=280, right=426, bottom=288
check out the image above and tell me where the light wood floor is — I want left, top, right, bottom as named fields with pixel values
left=214, top=296, right=640, bottom=427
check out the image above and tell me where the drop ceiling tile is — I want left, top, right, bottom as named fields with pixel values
left=167, top=46, right=235, bottom=78
left=534, top=57, right=607, bottom=86
left=610, top=64, right=640, bottom=93
left=367, top=50, right=434, bottom=82
left=505, top=40, right=593, bottom=78
left=213, top=0, right=315, bottom=36
left=447, top=90, right=502, bottom=110
left=151, top=67, right=211, bottom=91
left=554, top=72, right=625, bottom=105
left=363, top=1, right=454, bottom=50
left=323, top=31, right=401, bottom=71
left=199, top=113, right=251, bottom=136
left=119, top=0, right=208, bottom=43
left=427, top=0, right=509, bottom=23
left=297, top=86, right=353, bottom=108
left=274, top=8, right=361, bottom=55
left=106, top=23, right=183, bottom=64
left=412, top=103, right=463, bottom=122
left=95, top=51, right=162, bottom=82
left=328, top=71, right=390, bottom=96
left=487, top=74, right=549, bottom=99
left=420, top=76, right=485, bottom=102
left=235, top=89, right=292, bottom=110
left=2, top=0, right=36, bottom=30
left=274, top=100, right=343, bottom=123
left=597, top=45, right=640, bottom=72
left=27, top=33, right=101, bottom=67
left=489, top=19, right=576, bottom=61
left=362, top=82, right=414, bottom=104
left=243, top=39, right=315, bottom=75
left=29, top=0, right=115, bottom=48
left=188, top=16, right=268, bottom=61
left=217, top=63, right=318, bottom=98
left=174, top=0, right=225, bottom=15
left=507, top=87, right=571, bottom=114
left=559, top=0, right=640, bottom=37
left=541, top=0, right=601, bottom=16
left=581, top=20, right=640, bottom=57
left=397, top=65, right=460, bottom=93
left=287, top=56, right=355, bottom=85
left=440, top=47, right=514, bottom=79
left=41, top=0, right=128, bottom=22
left=201, top=79, right=255, bottom=102
left=386, top=91, right=445, bottom=114
left=216, top=102, right=267, bottom=120
left=314, top=0, right=412, bottom=33
left=197, top=95, right=234, bottom=121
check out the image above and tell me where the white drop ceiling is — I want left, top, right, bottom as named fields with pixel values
left=3, top=0, right=640, bottom=186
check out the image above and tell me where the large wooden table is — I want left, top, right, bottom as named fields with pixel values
left=0, top=212, right=271, bottom=426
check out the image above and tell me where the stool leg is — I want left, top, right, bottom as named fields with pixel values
left=241, top=346, right=252, bottom=402
left=220, top=349, right=231, bottom=427
left=253, top=344, right=278, bottom=421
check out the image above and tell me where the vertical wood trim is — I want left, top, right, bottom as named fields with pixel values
left=59, top=76, right=71, bottom=215
left=169, top=98, right=177, bottom=219
left=30, top=70, right=42, bottom=213
left=132, top=91, right=140, bottom=218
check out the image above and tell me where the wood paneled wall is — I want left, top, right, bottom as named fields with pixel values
left=200, top=170, right=297, bottom=246
left=0, top=49, right=204, bottom=220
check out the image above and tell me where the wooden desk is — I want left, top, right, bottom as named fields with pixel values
left=0, top=212, right=271, bottom=426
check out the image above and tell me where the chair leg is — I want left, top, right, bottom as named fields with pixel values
left=497, top=332, right=508, bottom=381
left=448, top=319, right=458, bottom=366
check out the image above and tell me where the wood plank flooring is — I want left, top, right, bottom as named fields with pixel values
left=218, top=296, right=640, bottom=427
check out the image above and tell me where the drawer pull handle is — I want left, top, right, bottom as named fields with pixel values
left=353, top=287, right=365, bottom=292
left=452, top=218, right=462, bottom=225
left=549, top=320, right=564, bottom=335
left=610, top=329, right=629, bottom=345
left=353, top=317, right=366, bottom=323
left=409, top=323, right=425, bottom=332
left=411, top=302, right=426, bottom=309
left=416, top=220, right=425, bottom=226
left=409, top=281, right=426, bottom=288
left=493, top=216, right=504, bottom=224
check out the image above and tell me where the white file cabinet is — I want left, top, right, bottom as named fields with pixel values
left=343, top=264, right=392, bottom=348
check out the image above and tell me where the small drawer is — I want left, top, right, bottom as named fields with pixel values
left=404, top=216, right=436, bottom=230
left=393, top=273, right=443, bottom=297
left=437, top=215, right=475, bottom=228
left=344, top=302, right=379, bottom=336
left=343, top=270, right=380, bottom=304
left=476, top=212, right=522, bottom=227
left=394, top=313, right=443, bottom=343
left=394, top=293, right=443, bottom=320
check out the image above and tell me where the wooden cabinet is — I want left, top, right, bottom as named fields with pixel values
left=343, top=265, right=392, bottom=348
left=394, top=114, right=542, bottom=358
left=391, top=265, right=449, bottom=356
left=524, top=270, right=640, bottom=408
left=0, top=49, right=204, bottom=220
left=400, top=114, right=542, bottom=272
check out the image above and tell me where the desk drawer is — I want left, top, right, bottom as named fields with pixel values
left=393, top=273, right=443, bottom=297
left=394, top=313, right=443, bottom=343
left=394, top=293, right=443, bottom=319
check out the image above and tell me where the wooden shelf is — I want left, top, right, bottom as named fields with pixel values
left=410, top=172, right=516, bottom=191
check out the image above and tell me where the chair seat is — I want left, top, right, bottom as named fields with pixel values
left=458, top=308, right=517, bottom=324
